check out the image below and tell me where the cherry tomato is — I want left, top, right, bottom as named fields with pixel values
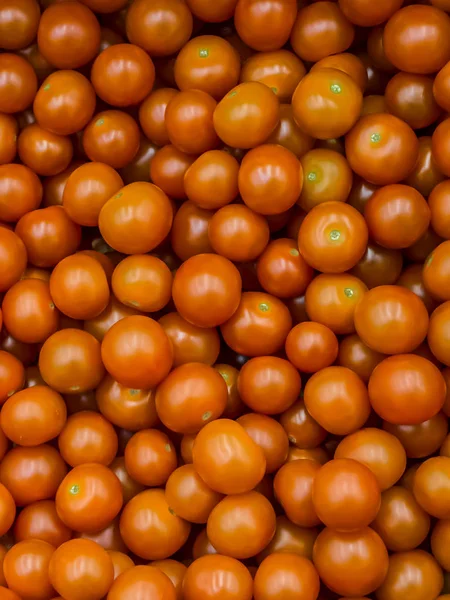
left=37, top=1, right=101, bottom=69
left=254, top=553, right=320, bottom=600
left=368, top=354, right=446, bottom=424
left=192, top=418, right=266, bottom=494
left=304, top=366, right=371, bottom=435
left=292, top=67, right=362, bottom=139
left=0, top=0, right=41, bottom=51
left=183, top=555, right=252, bottom=600
left=0, top=53, right=37, bottom=114
left=175, top=35, right=240, bottom=100
left=274, top=459, right=321, bottom=527
left=0, top=163, right=42, bottom=222
left=345, top=113, right=419, bottom=185
left=213, top=82, right=280, bottom=149
left=48, top=539, right=114, bottom=600
left=14, top=500, right=71, bottom=548
left=291, top=2, right=354, bottom=62
left=3, top=539, right=54, bottom=600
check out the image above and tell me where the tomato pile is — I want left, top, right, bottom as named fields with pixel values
left=2, top=0, right=450, bottom=599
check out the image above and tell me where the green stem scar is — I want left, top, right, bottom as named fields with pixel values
left=344, top=288, right=354, bottom=298
left=330, top=84, right=342, bottom=94
left=199, top=48, right=209, bottom=58
left=259, top=303, right=270, bottom=312
left=69, top=484, right=80, bottom=495
left=371, top=132, right=381, bottom=143
left=329, top=230, right=341, bottom=241
left=307, top=172, right=317, bottom=182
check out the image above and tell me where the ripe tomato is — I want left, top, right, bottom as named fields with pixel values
left=313, top=458, right=381, bottom=530
left=13, top=500, right=71, bottom=548
left=0, top=114, right=18, bottom=165
left=385, top=72, right=441, bottom=129
left=39, top=329, right=105, bottom=394
left=101, top=315, right=173, bottom=389
left=207, top=491, right=276, bottom=559
left=368, top=354, right=446, bottom=424
left=37, top=1, right=100, bottom=69
left=235, top=0, right=297, bottom=51
left=0, top=444, right=67, bottom=506
left=183, top=555, right=252, bottom=600
left=15, top=205, right=81, bottom=268
left=0, top=483, right=16, bottom=535
left=63, top=162, right=123, bottom=227
left=293, top=68, right=362, bottom=139
left=124, top=429, right=176, bottom=487
left=0, top=350, right=25, bottom=405
left=365, top=184, right=430, bottom=249
left=384, top=5, right=450, bottom=74
left=304, top=366, right=371, bottom=435
left=119, top=489, right=191, bottom=560
left=384, top=412, right=448, bottom=458
left=423, top=240, right=450, bottom=301
left=49, top=539, right=114, bottom=600
left=213, top=82, right=280, bottom=149
left=257, top=238, right=314, bottom=298
left=221, top=291, right=292, bottom=356
left=237, top=356, right=301, bottom=415
left=280, top=399, right=327, bottom=450
left=0, top=163, right=42, bottom=222
left=139, top=88, right=178, bottom=146
left=274, top=459, right=321, bottom=527
left=313, top=527, right=388, bottom=597
left=56, top=463, right=122, bottom=533
left=126, top=0, right=193, bottom=57
left=175, top=35, right=240, bottom=99
left=84, top=297, right=142, bottom=342
left=108, top=565, right=176, bottom=600
left=99, top=182, right=173, bottom=254
left=165, top=90, right=219, bottom=155
left=91, top=44, right=155, bottom=107
left=291, top=2, right=354, bottom=61
left=3, top=539, right=55, bottom=600
left=335, top=427, right=406, bottom=490
left=238, top=144, right=303, bottom=215
left=254, top=553, right=320, bottom=600
left=58, top=410, right=117, bottom=466
left=83, top=111, right=140, bottom=170
left=267, top=104, right=314, bottom=157
left=156, top=362, right=227, bottom=434
left=1, top=385, right=66, bottom=446
left=413, top=456, right=450, bottom=518
left=376, top=550, right=443, bottom=600
left=0, top=53, right=37, bottom=114
left=298, top=201, right=368, bottom=273
left=192, top=419, right=266, bottom=494
left=286, top=322, right=339, bottom=373
left=0, top=0, right=41, bottom=51
left=345, top=113, right=419, bottom=185
left=371, top=486, right=430, bottom=552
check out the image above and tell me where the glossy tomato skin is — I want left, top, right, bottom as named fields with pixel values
left=183, top=554, right=252, bottom=600
left=298, top=201, right=368, bottom=273
left=0, top=53, right=38, bottom=114
left=91, top=44, right=155, bottom=107
left=0, top=114, right=18, bottom=165
left=0, top=163, right=42, bottom=222
left=404, top=136, right=445, bottom=199
left=0, top=444, right=67, bottom=506
left=413, top=456, right=450, bottom=518
left=101, top=315, right=173, bottom=390
left=368, top=354, right=446, bottom=424
left=238, top=144, right=303, bottom=215
left=291, top=2, right=354, bottom=62
left=49, top=538, right=114, bottom=600
left=351, top=243, right=403, bottom=289
left=345, top=113, right=419, bottom=185
left=305, top=274, right=368, bottom=334
left=375, top=550, right=443, bottom=600
left=339, top=0, right=401, bottom=25
left=304, top=366, right=371, bottom=435
left=0, top=350, right=25, bottom=405
left=33, top=70, right=96, bottom=136
left=37, top=1, right=101, bottom=69
left=172, top=254, right=242, bottom=328
left=99, top=183, right=173, bottom=254
left=83, top=111, right=140, bottom=170
left=107, top=565, right=176, bottom=600
left=237, top=413, right=289, bottom=473
left=125, top=0, right=193, bottom=57
left=3, top=539, right=55, bottom=600
left=213, top=82, right=280, bottom=149
left=365, top=185, right=430, bottom=249
left=371, top=486, right=430, bottom=552
left=235, top=0, right=297, bottom=51
left=39, top=329, right=105, bottom=394
left=254, top=553, right=320, bottom=600
left=14, top=499, right=71, bottom=548
left=354, top=285, right=429, bottom=354
left=274, top=459, right=321, bottom=527
left=119, top=489, right=191, bottom=560
left=175, top=36, right=240, bottom=100
left=192, top=419, right=266, bottom=495
left=423, top=240, right=450, bottom=301
left=58, top=410, right=117, bottom=466
left=221, top=291, right=292, bottom=356
left=156, top=362, right=227, bottom=434
left=293, top=68, right=362, bottom=139
left=384, top=5, right=450, bottom=74
left=0, top=0, right=41, bottom=51
left=237, top=356, right=301, bottom=415
left=1, top=385, right=66, bottom=446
